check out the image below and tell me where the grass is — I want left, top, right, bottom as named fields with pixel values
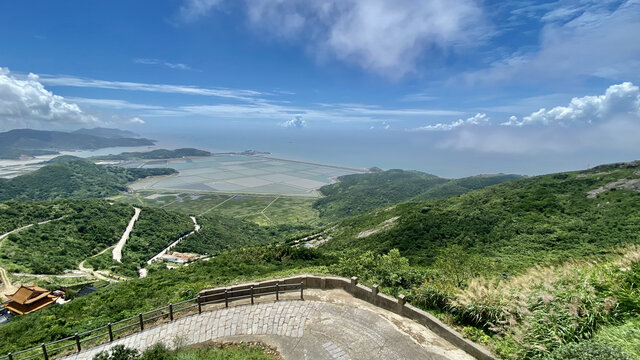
left=96, top=342, right=278, bottom=360
left=113, top=191, right=321, bottom=226
left=595, top=317, right=640, bottom=359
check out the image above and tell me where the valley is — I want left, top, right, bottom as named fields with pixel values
left=1, top=150, right=639, bottom=360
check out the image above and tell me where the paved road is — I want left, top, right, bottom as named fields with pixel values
left=112, top=207, right=141, bottom=263
left=61, top=290, right=473, bottom=360
left=0, top=266, right=17, bottom=300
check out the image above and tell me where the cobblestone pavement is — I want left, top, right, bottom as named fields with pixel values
left=61, top=292, right=474, bottom=360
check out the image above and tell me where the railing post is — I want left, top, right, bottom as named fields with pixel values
left=300, top=281, right=304, bottom=300
left=197, top=296, right=202, bottom=314
left=169, top=304, right=174, bottom=321
left=42, top=343, right=48, bottom=360
left=276, top=282, right=279, bottom=301
left=7, top=353, right=13, bottom=360
left=250, top=285, right=254, bottom=305
left=75, top=333, right=81, bottom=353
left=139, top=313, right=144, bottom=331
left=108, top=323, right=113, bottom=342
left=224, top=289, right=229, bottom=308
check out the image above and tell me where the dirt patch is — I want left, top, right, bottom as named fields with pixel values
left=576, top=171, right=614, bottom=178
left=587, top=178, right=640, bottom=198
left=357, top=216, right=400, bottom=239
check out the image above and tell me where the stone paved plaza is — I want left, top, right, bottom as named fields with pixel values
left=61, top=291, right=474, bottom=360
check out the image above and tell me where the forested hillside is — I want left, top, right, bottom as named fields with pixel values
left=0, top=200, right=194, bottom=274
left=91, top=148, right=211, bottom=160
left=2, top=161, right=640, bottom=359
left=313, top=169, right=521, bottom=220
left=322, top=161, right=640, bottom=272
left=0, top=160, right=176, bottom=201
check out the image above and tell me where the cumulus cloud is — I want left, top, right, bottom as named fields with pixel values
left=0, top=67, right=98, bottom=128
left=181, top=0, right=487, bottom=77
left=414, top=113, right=489, bottom=131
left=280, top=114, right=306, bottom=128
left=129, top=117, right=145, bottom=124
left=503, top=82, right=640, bottom=126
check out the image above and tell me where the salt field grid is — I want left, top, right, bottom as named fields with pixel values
left=127, top=155, right=364, bottom=197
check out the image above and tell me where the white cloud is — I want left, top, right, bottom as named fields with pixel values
left=129, top=117, right=145, bottom=124
left=280, top=114, right=306, bottom=128
left=0, top=67, right=98, bottom=129
left=178, top=0, right=223, bottom=22
left=503, top=82, right=640, bottom=126
left=181, top=0, right=488, bottom=77
left=134, top=58, right=193, bottom=71
left=414, top=112, right=489, bottom=131
left=462, top=1, right=640, bottom=84
left=38, top=74, right=262, bottom=101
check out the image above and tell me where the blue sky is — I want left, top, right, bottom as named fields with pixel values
left=0, top=0, right=639, bottom=176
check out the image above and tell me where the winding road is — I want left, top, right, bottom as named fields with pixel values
left=113, top=207, right=141, bottom=263
left=0, top=216, right=67, bottom=246
left=146, top=216, right=200, bottom=265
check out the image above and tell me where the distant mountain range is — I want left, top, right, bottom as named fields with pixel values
left=0, top=128, right=155, bottom=159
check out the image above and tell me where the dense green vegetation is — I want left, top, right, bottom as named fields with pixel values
left=0, top=200, right=133, bottom=273
left=313, top=169, right=521, bottom=220
left=0, top=129, right=154, bottom=159
left=0, top=200, right=196, bottom=275
left=2, top=160, right=640, bottom=359
left=88, top=209, right=195, bottom=277
left=91, top=148, right=211, bottom=160
left=93, top=343, right=277, bottom=360
left=322, top=163, right=640, bottom=272
left=0, top=160, right=176, bottom=201
left=0, top=201, right=75, bottom=233
left=0, top=246, right=325, bottom=354
left=173, top=215, right=313, bottom=255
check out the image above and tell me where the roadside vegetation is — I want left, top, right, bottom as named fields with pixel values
left=93, top=342, right=278, bottom=360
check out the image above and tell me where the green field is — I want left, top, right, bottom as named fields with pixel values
left=112, top=191, right=321, bottom=226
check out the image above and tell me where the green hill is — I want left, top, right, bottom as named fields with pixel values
left=0, top=129, right=155, bottom=159
left=313, top=169, right=521, bottom=220
left=0, top=160, right=176, bottom=201
left=91, top=148, right=211, bottom=160
left=321, top=161, right=640, bottom=273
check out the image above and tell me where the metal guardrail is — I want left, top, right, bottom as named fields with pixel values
left=2, top=281, right=304, bottom=360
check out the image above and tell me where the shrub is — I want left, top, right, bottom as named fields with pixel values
left=543, top=340, right=631, bottom=360
left=93, top=345, right=140, bottom=360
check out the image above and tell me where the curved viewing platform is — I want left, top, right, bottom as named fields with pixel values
left=3, top=275, right=495, bottom=360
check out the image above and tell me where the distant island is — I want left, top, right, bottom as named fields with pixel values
left=91, top=148, right=212, bottom=160
left=0, top=128, right=155, bottom=160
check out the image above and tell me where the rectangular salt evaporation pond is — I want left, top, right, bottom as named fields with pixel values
left=128, top=155, right=363, bottom=197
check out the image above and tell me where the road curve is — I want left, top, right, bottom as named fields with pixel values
left=113, top=207, right=141, bottom=263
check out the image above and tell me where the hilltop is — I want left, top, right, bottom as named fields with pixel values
left=313, top=169, right=522, bottom=220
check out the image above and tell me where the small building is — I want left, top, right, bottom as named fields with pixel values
left=2, top=285, right=60, bottom=315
